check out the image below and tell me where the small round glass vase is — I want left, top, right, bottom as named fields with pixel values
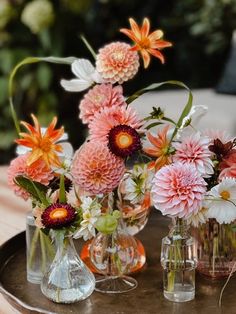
left=26, top=211, right=55, bottom=284
left=90, top=217, right=138, bottom=294
left=41, top=231, right=95, bottom=304
left=161, top=218, right=197, bottom=303
left=194, top=219, right=236, bottom=280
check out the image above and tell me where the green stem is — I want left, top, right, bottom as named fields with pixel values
left=28, top=227, right=40, bottom=269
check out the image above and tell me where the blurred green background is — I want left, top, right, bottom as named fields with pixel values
left=1, top=0, right=236, bottom=164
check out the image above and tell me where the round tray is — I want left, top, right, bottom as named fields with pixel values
left=0, top=212, right=235, bottom=314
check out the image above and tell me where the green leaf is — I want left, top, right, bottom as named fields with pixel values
left=14, top=176, right=49, bottom=206
left=145, top=122, right=163, bottom=130
left=59, top=174, right=67, bottom=203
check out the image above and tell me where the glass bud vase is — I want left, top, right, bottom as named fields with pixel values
left=41, top=231, right=95, bottom=303
left=194, top=219, right=236, bottom=279
left=161, top=218, right=197, bottom=302
left=90, top=217, right=138, bottom=294
left=26, top=211, right=55, bottom=284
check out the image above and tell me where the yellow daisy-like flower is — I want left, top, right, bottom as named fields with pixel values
left=16, top=114, right=64, bottom=168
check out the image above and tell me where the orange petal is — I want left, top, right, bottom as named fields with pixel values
left=146, top=132, right=162, bottom=148
left=129, top=18, right=142, bottom=41
left=141, top=18, right=150, bottom=38
left=20, top=121, right=36, bottom=135
left=120, top=28, right=138, bottom=43
left=140, top=49, right=150, bottom=68
left=147, top=161, right=156, bottom=170
left=31, top=114, right=41, bottom=135
left=27, top=149, right=43, bottom=166
left=151, top=40, right=172, bottom=49
left=148, top=49, right=165, bottom=64
left=143, top=147, right=160, bottom=157
left=148, top=30, right=163, bottom=42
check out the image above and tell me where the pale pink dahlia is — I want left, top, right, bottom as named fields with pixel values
left=7, top=153, right=54, bottom=200
left=173, top=132, right=214, bottom=177
left=203, top=129, right=232, bottom=144
left=151, top=162, right=207, bottom=218
left=79, top=84, right=125, bottom=124
left=89, top=105, right=143, bottom=143
left=71, top=141, right=125, bottom=194
left=96, top=42, right=140, bottom=84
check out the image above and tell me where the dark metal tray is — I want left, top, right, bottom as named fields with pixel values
left=0, top=212, right=235, bottom=314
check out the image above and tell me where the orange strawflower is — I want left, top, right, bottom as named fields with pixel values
left=120, top=17, right=172, bottom=68
left=143, top=125, right=172, bottom=171
left=16, top=114, right=64, bottom=168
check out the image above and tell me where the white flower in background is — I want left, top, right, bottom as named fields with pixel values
left=120, top=164, right=154, bottom=204
left=203, top=129, right=232, bottom=145
left=206, top=178, right=236, bottom=224
left=21, top=0, right=54, bottom=34
left=174, top=105, right=208, bottom=139
left=187, top=203, right=209, bottom=227
left=61, top=59, right=103, bottom=92
left=73, top=196, right=101, bottom=241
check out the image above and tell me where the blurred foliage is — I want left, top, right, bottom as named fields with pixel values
left=0, top=0, right=236, bottom=163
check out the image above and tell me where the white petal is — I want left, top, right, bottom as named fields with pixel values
left=16, top=145, right=30, bottom=155
left=72, top=59, right=95, bottom=80
left=59, top=142, right=74, bottom=159
left=60, top=79, right=92, bottom=92
left=90, top=70, right=104, bottom=83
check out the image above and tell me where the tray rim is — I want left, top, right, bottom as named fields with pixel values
left=0, top=231, right=57, bottom=314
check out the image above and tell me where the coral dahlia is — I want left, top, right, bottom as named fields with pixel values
left=41, top=203, right=77, bottom=229
left=89, top=105, right=143, bottom=143
left=71, top=141, right=125, bottom=194
left=79, top=84, right=125, bottom=124
left=7, top=153, right=54, bottom=200
left=96, top=42, right=140, bottom=84
left=173, top=132, right=213, bottom=177
left=151, top=162, right=207, bottom=219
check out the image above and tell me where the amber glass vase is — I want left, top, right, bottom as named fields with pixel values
left=194, top=219, right=236, bottom=279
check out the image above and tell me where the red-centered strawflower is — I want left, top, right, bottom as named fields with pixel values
left=120, top=17, right=172, bottom=68
left=143, top=125, right=172, bottom=171
left=41, top=203, right=77, bottom=229
left=108, top=125, right=142, bottom=158
left=16, top=114, right=64, bottom=168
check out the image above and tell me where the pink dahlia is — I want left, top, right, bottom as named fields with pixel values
left=79, top=84, right=125, bottom=124
left=96, top=42, right=140, bottom=84
left=7, top=153, right=54, bottom=200
left=89, top=105, right=143, bottom=143
left=71, top=141, right=125, bottom=194
left=151, top=162, right=207, bottom=218
left=173, top=132, right=213, bottom=177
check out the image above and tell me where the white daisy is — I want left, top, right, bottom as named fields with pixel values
left=206, top=178, right=236, bottom=224
left=73, top=196, right=102, bottom=241
left=60, top=59, right=103, bottom=92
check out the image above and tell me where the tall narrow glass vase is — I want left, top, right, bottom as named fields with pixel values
left=161, top=218, right=197, bottom=302
left=26, top=211, right=55, bottom=284
left=41, top=231, right=95, bottom=303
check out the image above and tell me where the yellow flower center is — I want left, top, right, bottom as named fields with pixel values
left=50, top=208, right=68, bottom=220
left=116, top=132, right=133, bottom=148
left=220, top=190, right=230, bottom=200
left=139, top=37, right=151, bottom=49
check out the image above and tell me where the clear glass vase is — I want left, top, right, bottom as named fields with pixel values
left=194, top=219, right=236, bottom=279
left=40, top=231, right=95, bottom=303
left=26, top=211, right=55, bottom=284
left=161, top=218, right=197, bottom=302
left=90, top=218, right=138, bottom=294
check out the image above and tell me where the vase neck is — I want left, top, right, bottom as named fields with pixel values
left=169, top=217, right=189, bottom=238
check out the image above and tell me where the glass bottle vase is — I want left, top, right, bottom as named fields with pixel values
left=194, top=219, right=236, bottom=279
left=161, top=218, right=197, bottom=302
left=26, top=211, right=55, bottom=284
left=40, top=231, right=95, bottom=303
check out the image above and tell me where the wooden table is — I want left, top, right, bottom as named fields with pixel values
left=0, top=166, right=30, bottom=314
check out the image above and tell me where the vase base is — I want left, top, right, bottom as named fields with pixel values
left=27, top=272, right=42, bottom=284
left=95, top=276, right=138, bottom=294
left=164, top=284, right=195, bottom=302
left=197, top=266, right=235, bottom=280
left=80, top=237, right=146, bottom=274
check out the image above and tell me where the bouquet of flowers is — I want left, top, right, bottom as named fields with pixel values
left=7, top=16, right=236, bottom=304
